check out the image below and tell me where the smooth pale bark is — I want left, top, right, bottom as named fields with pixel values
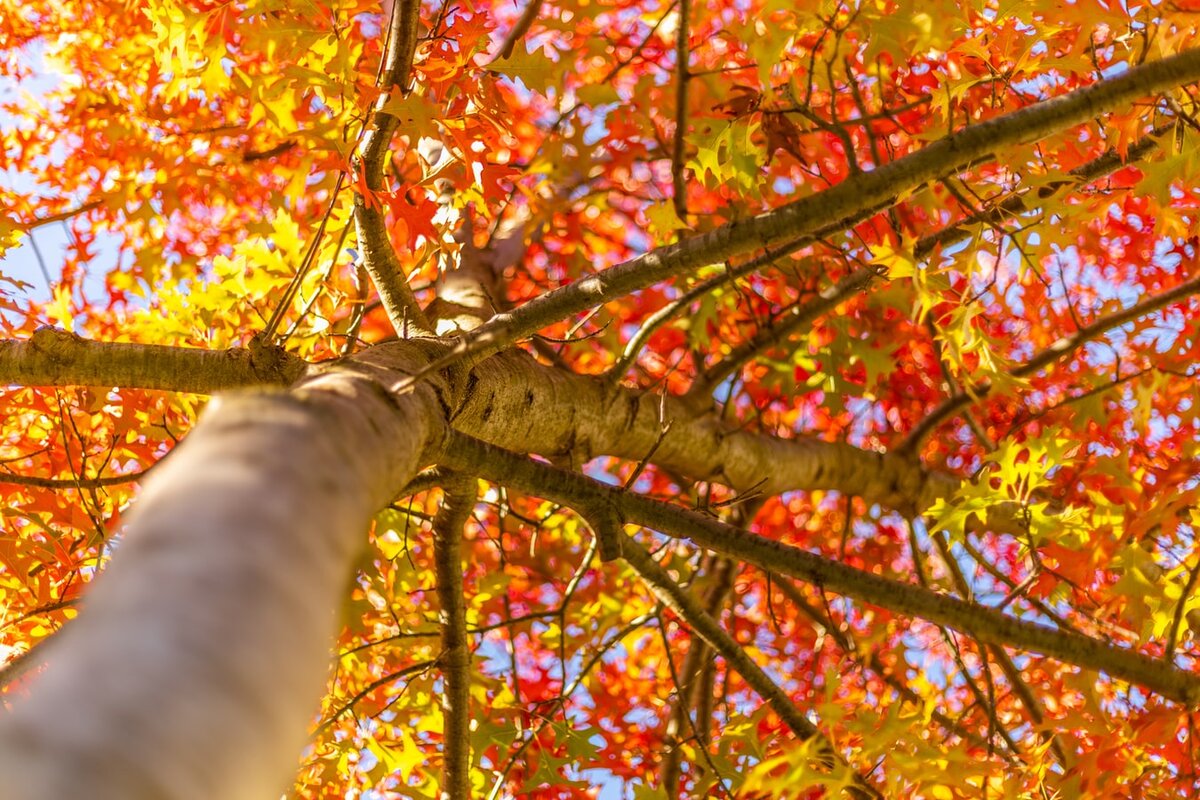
left=0, top=328, right=305, bottom=392
left=0, top=337, right=922, bottom=800
left=0, top=350, right=446, bottom=800
left=460, top=348, right=948, bottom=511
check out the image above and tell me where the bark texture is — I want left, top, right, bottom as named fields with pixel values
left=0, top=351, right=446, bottom=800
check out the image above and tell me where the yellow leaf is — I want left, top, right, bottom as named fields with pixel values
left=868, top=242, right=917, bottom=279
left=46, top=284, right=75, bottom=332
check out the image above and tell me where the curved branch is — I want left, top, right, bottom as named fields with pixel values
left=352, top=202, right=432, bottom=336
left=607, top=236, right=824, bottom=382
left=314, top=660, right=436, bottom=737
left=352, top=0, right=432, bottom=336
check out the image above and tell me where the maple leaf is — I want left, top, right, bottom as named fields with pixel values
left=4, top=3, right=1200, bottom=800
left=488, top=44, right=563, bottom=95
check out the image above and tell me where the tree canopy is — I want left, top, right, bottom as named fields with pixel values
left=3, top=0, right=1200, bottom=798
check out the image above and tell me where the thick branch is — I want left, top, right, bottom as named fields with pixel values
left=0, top=328, right=306, bottom=392
left=379, top=0, right=421, bottom=91
left=416, top=49, right=1200, bottom=371
left=440, top=433, right=1200, bottom=705
left=0, top=332, right=948, bottom=515
left=0, top=350, right=447, bottom=800
left=458, top=347, right=946, bottom=512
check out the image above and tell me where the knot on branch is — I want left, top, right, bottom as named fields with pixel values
left=246, top=336, right=305, bottom=385
left=30, top=326, right=84, bottom=362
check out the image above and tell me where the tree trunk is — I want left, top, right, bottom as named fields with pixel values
left=0, top=348, right=446, bottom=800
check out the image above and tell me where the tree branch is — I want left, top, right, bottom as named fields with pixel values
left=431, top=473, right=476, bottom=800
left=15, top=200, right=103, bottom=232
left=409, top=48, right=1200, bottom=373
left=621, top=537, right=881, bottom=799
left=440, top=432, right=1200, bottom=705
left=0, top=358, right=447, bottom=800
left=0, top=332, right=951, bottom=518
left=352, top=203, right=432, bottom=336
left=0, top=328, right=306, bottom=393
left=898, top=270, right=1200, bottom=452
left=671, top=0, right=691, bottom=221
left=0, top=468, right=149, bottom=489
left=926, top=530, right=1068, bottom=765
left=352, top=0, right=432, bottom=336
left=607, top=237, right=820, bottom=382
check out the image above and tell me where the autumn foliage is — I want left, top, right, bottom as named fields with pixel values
left=4, top=0, right=1200, bottom=798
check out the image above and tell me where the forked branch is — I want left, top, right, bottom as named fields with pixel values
left=621, top=538, right=882, bottom=799
left=409, top=49, right=1200, bottom=374
left=439, top=432, right=1200, bottom=706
